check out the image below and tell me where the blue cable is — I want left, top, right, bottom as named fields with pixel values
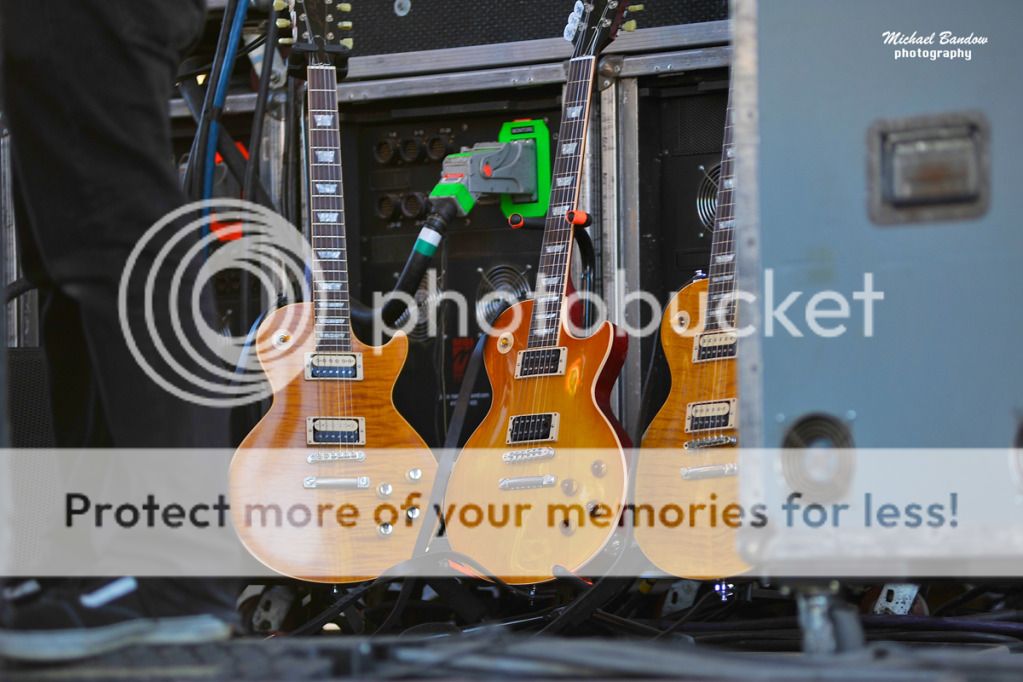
left=202, top=0, right=251, bottom=228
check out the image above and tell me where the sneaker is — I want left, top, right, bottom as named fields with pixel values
left=0, top=577, right=234, bottom=662
left=1, top=579, right=48, bottom=605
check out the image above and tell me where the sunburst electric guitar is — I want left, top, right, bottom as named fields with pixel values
left=444, top=0, right=636, bottom=584
left=634, top=83, right=747, bottom=579
left=230, top=1, right=437, bottom=582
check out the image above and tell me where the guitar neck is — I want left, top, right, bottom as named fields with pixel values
left=306, top=64, right=353, bottom=352
left=526, top=56, right=597, bottom=349
left=706, top=89, right=736, bottom=332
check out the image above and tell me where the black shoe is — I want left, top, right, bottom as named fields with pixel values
left=0, top=577, right=233, bottom=662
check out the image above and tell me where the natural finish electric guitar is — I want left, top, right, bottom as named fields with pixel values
left=230, top=0, right=436, bottom=583
left=634, top=84, right=747, bottom=579
left=444, top=0, right=636, bottom=584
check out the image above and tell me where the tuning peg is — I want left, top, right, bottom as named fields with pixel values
left=338, top=2, right=352, bottom=10
left=272, top=0, right=288, bottom=10
left=338, top=20, right=353, bottom=29
left=627, top=4, right=645, bottom=12
left=275, top=17, right=292, bottom=28
left=278, top=37, right=295, bottom=45
left=621, top=19, right=638, bottom=32
left=340, top=37, right=354, bottom=49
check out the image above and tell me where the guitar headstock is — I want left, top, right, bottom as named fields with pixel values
left=278, top=0, right=354, bottom=67
left=563, top=1, right=644, bottom=58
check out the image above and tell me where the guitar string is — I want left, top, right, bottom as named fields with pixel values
left=309, top=64, right=356, bottom=483
left=518, top=59, right=594, bottom=534
left=702, top=86, right=735, bottom=557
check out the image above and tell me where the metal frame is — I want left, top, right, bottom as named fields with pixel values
left=170, top=45, right=732, bottom=117
left=341, top=23, right=728, bottom=80
left=732, top=0, right=763, bottom=450
left=168, top=37, right=732, bottom=429
left=599, top=78, right=640, bottom=434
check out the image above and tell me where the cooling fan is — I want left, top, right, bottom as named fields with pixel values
left=696, top=161, right=722, bottom=231
left=475, top=264, right=532, bottom=328
left=394, top=272, right=441, bottom=343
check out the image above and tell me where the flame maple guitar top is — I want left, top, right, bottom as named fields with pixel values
left=445, top=299, right=629, bottom=584
left=635, top=278, right=748, bottom=579
left=230, top=303, right=437, bottom=583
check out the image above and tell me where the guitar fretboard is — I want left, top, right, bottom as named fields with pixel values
left=705, top=91, right=736, bottom=332
left=306, top=64, right=352, bottom=351
left=526, top=57, right=597, bottom=349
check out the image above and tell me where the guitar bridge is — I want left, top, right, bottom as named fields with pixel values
left=307, top=451, right=366, bottom=463
left=683, top=436, right=738, bottom=450
left=499, top=474, right=557, bottom=491
left=502, top=447, right=556, bottom=464
left=680, top=463, right=738, bottom=480
left=303, top=476, right=371, bottom=490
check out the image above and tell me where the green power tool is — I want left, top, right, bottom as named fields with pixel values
left=428, top=119, right=552, bottom=219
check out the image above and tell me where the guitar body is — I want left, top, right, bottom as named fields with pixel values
left=230, top=303, right=437, bottom=582
left=635, top=278, right=748, bottom=579
left=445, top=299, right=629, bottom=583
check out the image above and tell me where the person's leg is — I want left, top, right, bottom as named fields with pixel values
left=2, top=0, right=231, bottom=444
left=0, top=0, right=240, bottom=660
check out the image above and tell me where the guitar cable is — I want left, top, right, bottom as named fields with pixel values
left=201, top=0, right=251, bottom=223
left=182, top=0, right=238, bottom=202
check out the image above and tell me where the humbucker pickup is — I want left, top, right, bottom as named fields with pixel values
left=305, top=352, right=364, bottom=380
left=684, top=399, right=737, bottom=433
left=502, top=447, right=555, bottom=464
left=515, top=347, right=567, bottom=378
left=506, top=413, right=560, bottom=444
left=692, top=331, right=738, bottom=363
left=307, top=417, right=366, bottom=445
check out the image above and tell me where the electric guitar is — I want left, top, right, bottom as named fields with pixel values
left=444, top=0, right=635, bottom=584
left=230, top=0, right=437, bottom=583
left=634, top=82, right=748, bottom=579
